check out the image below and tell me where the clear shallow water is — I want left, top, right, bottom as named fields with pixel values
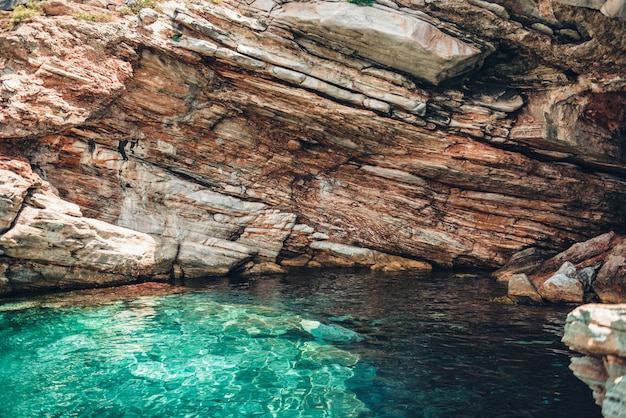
left=0, top=270, right=601, bottom=418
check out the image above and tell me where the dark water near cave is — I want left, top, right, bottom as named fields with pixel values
left=0, top=270, right=600, bottom=418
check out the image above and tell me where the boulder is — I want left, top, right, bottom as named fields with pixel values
left=510, top=233, right=626, bottom=303
left=563, top=304, right=626, bottom=357
left=603, top=355, right=626, bottom=417
left=532, top=232, right=619, bottom=283
left=579, top=265, right=600, bottom=292
left=563, top=304, right=626, bottom=417
left=507, top=273, right=543, bottom=303
left=493, top=247, right=555, bottom=281
left=0, top=204, right=176, bottom=276
left=538, top=261, right=584, bottom=303
left=139, top=8, right=159, bottom=25
left=593, top=239, right=626, bottom=303
left=569, top=356, right=608, bottom=405
left=42, top=0, right=78, bottom=16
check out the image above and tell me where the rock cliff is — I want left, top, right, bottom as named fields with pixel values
left=1, top=0, right=626, bottom=293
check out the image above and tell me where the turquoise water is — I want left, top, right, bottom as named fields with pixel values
left=0, top=270, right=601, bottom=417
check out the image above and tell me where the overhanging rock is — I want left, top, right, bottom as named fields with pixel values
left=272, top=1, right=489, bottom=85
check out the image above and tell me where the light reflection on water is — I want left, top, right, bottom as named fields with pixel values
left=0, top=269, right=601, bottom=417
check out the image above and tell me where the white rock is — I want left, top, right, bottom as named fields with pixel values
left=27, top=191, right=82, bottom=217
left=250, top=0, right=277, bottom=13
left=601, top=0, right=626, bottom=19
left=173, top=36, right=218, bottom=56
left=139, top=8, right=159, bottom=25
left=562, top=303, right=626, bottom=357
left=538, top=261, right=584, bottom=303
left=177, top=239, right=256, bottom=278
left=0, top=206, right=175, bottom=275
left=272, top=2, right=487, bottom=85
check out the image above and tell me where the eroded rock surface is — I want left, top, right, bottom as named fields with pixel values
left=563, top=304, right=626, bottom=417
left=1, top=0, right=626, bottom=293
left=272, top=1, right=490, bottom=85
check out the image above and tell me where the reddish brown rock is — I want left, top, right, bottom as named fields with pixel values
left=594, top=240, right=626, bottom=303
left=0, top=0, right=626, bottom=293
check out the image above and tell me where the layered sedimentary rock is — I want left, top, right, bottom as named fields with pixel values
left=563, top=304, right=626, bottom=418
left=1, top=0, right=626, bottom=293
left=272, top=1, right=489, bottom=84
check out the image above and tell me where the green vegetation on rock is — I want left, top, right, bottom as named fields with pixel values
left=73, top=10, right=112, bottom=22
left=124, top=0, right=161, bottom=14
left=10, top=1, right=43, bottom=23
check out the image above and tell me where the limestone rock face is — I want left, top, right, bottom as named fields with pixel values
left=0, top=205, right=175, bottom=276
left=1, top=0, right=626, bottom=293
left=272, top=2, right=489, bottom=85
left=0, top=158, right=178, bottom=294
left=0, top=160, right=39, bottom=232
left=563, top=304, right=626, bottom=417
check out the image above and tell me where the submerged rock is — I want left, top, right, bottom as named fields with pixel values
left=300, top=319, right=364, bottom=343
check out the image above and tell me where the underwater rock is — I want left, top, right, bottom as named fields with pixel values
left=300, top=319, right=363, bottom=343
